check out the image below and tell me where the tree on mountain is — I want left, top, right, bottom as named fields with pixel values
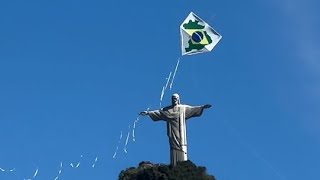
left=119, top=160, right=216, bottom=180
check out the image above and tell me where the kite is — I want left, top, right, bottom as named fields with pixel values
left=159, top=12, right=222, bottom=107
left=180, top=12, right=222, bottom=56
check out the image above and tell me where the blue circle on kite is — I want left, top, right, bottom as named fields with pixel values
left=191, top=31, right=203, bottom=43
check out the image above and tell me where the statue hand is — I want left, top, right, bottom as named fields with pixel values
left=203, top=104, right=212, bottom=109
left=139, top=111, right=149, bottom=116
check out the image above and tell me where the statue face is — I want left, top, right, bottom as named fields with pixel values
left=172, top=94, right=180, bottom=105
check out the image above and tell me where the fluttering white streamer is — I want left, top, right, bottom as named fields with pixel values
left=1, top=156, right=101, bottom=179
left=54, top=162, right=63, bottom=180
left=124, top=125, right=131, bottom=153
left=92, top=157, right=98, bottom=168
left=22, top=167, right=38, bottom=180
left=3, top=122, right=106, bottom=178
left=164, top=72, right=172, bottom=90
left=33, top=168, right=39, bottom=178
left=112, top=146, right=119, bottom=158
left=70, top=155, right=83, bottom=168
left=132, top=117, right=140, bottom=142
left=160, top=72, right=173, bottom=108
left=170, top=58, right=180, bottom=90
left=160, top=86, right=165, bottom=107
left=0, top=168, right=16, bottom=173
left=0, top=57, right=181, bottom=180
left=113, top=131, right=123, bottom=158
left=75, top=162, right=80, bottom=168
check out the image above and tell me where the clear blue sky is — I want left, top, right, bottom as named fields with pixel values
left=1, top=0, right=320, bottom=180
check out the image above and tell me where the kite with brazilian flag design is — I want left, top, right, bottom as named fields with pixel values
left=180, top=12, right=222, bottom=56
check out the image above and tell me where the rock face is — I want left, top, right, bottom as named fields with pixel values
left=119, top=160, right=216, bottom=180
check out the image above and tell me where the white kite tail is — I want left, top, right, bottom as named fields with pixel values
left=22, top=167, right=38, bottom=180
left=92, top=156, right=98, bottom=168
left=132, top=117, right=140, bottom=142
left=123, top=125, right=131, bottom=153
left=54, top=162, right=63, bottom=180
left=0, top=167, right=15, bottom=172
left=112, top=131, right=123, bottom=158
left=70, top=155, right=83, bottom=168
left=32, top=168, right=39, bottom=178
left=170, top=57, right=181, bottom=90
left=159, top=57, right=181, bottom=108
left=159, top=72, right=172, bottom=108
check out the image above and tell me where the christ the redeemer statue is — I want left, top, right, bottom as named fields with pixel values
left=139, top=93, right=211, bottom=165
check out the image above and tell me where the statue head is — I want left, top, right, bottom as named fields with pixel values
left=171, top=93, right=180, bottom=106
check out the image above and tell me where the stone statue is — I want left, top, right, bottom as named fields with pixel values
left=139, top=93, right=211, bottom=165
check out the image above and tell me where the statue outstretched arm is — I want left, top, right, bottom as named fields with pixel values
left=139, top=109, right=166, bottom=121
left=139, top=111, right=149, bottom=116
left=202, top=104, right=212, bottom=109
left=185, top=104, right=212, bottom=119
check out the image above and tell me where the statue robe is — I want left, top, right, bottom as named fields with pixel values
left=148, top=104, right=205, bottom=165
